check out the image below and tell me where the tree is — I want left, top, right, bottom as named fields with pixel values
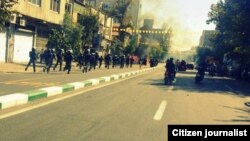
left=195, top=46, right=213, bottom=63
left=207, top=0, right=250, bottom=66
left=69, top=25, right=83, bottom=53
left=124, top=35, right=137, bottom=55
left=47, top=29, right=64, bottom=50
left=156, top=27, right=172, bottom=59
left=0, top=0, right=17, bottom=31
left=109, top=38, right=124, bottom=55
left=78, top=13, right=99, bottom=51
left=103, top=0, right=133, bottom=43
left=63, top=13, right=83, bottom=53
left=138, top=24, right=172, bottom=60
left=149, top=46, right=165, bottom=60
left=47, top=13, right=83, bottom=54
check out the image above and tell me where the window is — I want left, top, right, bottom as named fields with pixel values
left=28, top=0, right=41, bottom=6
left=77, top=13, right=84, bottom=24
left=50, top=0, right=60, bottom=13
left=65, top=3, right=72, bottom=13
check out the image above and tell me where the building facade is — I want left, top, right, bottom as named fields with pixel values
left=1, top=0, right=68, bottom=63
left=199, top=30, right=216, bottom=48
left=87, top=0, right=142, bottom=30
left=0, top=0, right=114, bottom=62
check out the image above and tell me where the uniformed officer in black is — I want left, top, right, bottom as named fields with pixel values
left=64, top=50, right=73, bottom=74
left=53, top=49, right=64, bottom=71
left=43, top=48, right=53, bottom=73
left=25, top=48, right=37, bottom=72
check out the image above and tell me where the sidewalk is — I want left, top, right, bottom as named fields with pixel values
left=0, top=65, right=159, bottom=110
left=0, top=62, right=77, bottom=73
left=0, top=62, right=38, bottom=73
left=0, top=62, right=89, bottom=73
left=0, top=62, right=157, bottom=73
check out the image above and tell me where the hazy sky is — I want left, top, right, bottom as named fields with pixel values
left=141, top=0, right=220, bottom=51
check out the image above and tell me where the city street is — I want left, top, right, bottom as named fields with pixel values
left=0, top=64, right=145, bottom=96
left=1, top=0, right=250, bottom=140
left=0, top=67, right=249, bottom=141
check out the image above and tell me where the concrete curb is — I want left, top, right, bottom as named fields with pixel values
left=0, top=67, right=158, bottom=110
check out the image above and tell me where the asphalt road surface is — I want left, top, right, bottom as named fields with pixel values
left=0, top=68, right=249, bottom=141
left=0, top=64, right=146, bottom=96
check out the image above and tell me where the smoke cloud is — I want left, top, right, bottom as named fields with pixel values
left=141, top=0, right=218, bottom=51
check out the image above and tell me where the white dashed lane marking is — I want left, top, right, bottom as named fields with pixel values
left=153, top=100, right=167, bottom=121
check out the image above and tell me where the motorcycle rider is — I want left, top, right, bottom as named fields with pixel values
left=196, top=61, right=206, bottom=81
left=166, top=58, right=176, bottom=80
left=208, top=62, right=216, bottom=76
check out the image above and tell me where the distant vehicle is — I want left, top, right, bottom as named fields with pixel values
left=195, top=66, right=205, bottom=84
left=164, top=70, right=175, bottom=85
left=195, top=71, right=204, bottom=83
left=178, top=64, right=186, bottom=71
left=186, top=63, right=195, bottom=70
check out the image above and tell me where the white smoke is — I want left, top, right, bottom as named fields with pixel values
left=141, top=0, right=218, bottom=51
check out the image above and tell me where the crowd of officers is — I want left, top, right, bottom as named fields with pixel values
left=25, top=48, right=139, bottom=74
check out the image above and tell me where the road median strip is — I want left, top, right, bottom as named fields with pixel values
left=0, top=67, right=160, bottom=110
left=26, top=90, right=48, bottom=101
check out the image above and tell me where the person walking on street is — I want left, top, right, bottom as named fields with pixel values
left=53, top=49, right=64, bottom=71
left=94, top=52, right=99, bottom=69
left=39, top=48, right=44, bottom=63
left=120, top=55, right=125, bottom=69
left=43, top=48, right=53, bottom=73
left=126, top=55, right=130, bottom=68
left=25, top=48, right=37, bottom=72
left=129, top=56, right=134, bottom=68
left=49, top=49, right=56, bottom=69
left=105, top=54, right=111, bottom=69
left=64, top=50, right=73, bottom=74
left=76, top=52, right=83, bottom=69
left=89, top=53, right=96, bottom=71
left=82, top=50, right=91, bottom=73
left=112, top=55, right=117, bottom=68
left=98, top=56, right=104, bottom=68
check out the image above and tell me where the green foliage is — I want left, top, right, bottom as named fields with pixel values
left=47, top=29, right=64, bottom=50
left=139, top=25, right=172, bottom=60
left=109, top=38, right=124, bottom=55
left=103, top=0, right=132, bottom=26
left=207, top=0, right=250, bottom=65
left=78, top=13, right=99, bottom=50
left=124, top=36, right=137, bottom=55
left=103, top=0, right=132, bottom=42
left=195, top=47, right=214, bottom=63
left=0, top=0, right=18, bottom=31
left=149, top=46, right=165, bottom=60
left=47, top=13, right=83, bottom=54
left=69, top=25, right=83, bottom=53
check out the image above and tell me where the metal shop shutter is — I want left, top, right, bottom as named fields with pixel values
left=13, top=31, right=33, bottom=63
left=0, top=30, right=7, bottom=62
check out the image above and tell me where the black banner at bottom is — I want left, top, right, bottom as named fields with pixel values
left=168, top=125, right=250, bottom=141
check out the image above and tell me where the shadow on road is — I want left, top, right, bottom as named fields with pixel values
left=214, top=105, right=250, bottom=123
left=140, top=70, right=250, bottom=123
left=144, top=71, right=250, bottom=97
left=177, top=70, right=196, bottom=75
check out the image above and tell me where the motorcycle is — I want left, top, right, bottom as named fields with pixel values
left=208, top=69, right=216, bottom=77
left=195, top=67, right=205, bottom=84
left=208, top=66, right=216, bottom=77
left=164, top=70, right=176, bottom=85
